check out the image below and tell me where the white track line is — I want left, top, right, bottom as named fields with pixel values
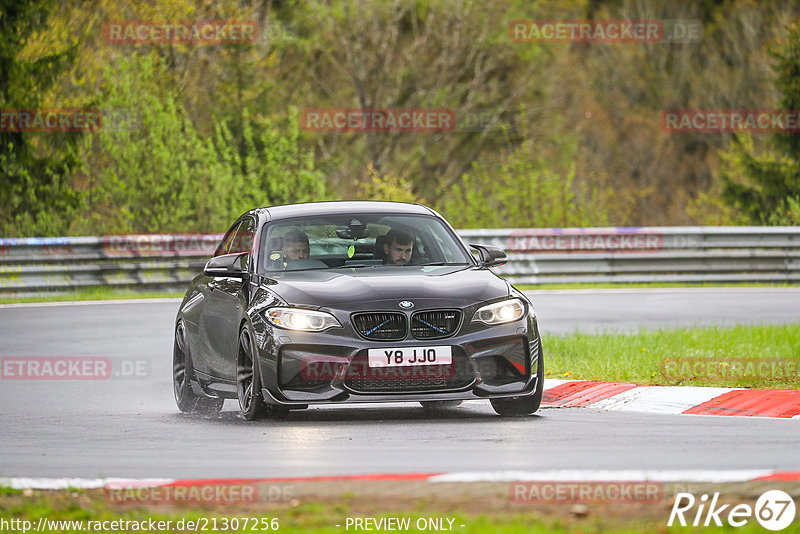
left=4, top=287, right=798, bottom=308
left=0, top=470, right=784, bottom=489
left=0, top=298, right=182, bottom=309
left=428, top=470, right=776, bottom=483
left=524, top=287, right=800, bottom=295
left=588, top=386, right=739, bottom=415
left=0, top=478, right=175, bottom=490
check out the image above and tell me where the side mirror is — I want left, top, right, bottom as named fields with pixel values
left=470, top=244, right=508, bottom=267
left=204, top=252, right=249, bottom=278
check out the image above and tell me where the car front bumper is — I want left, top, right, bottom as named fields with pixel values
left=254, top=313, right=542, bottom=406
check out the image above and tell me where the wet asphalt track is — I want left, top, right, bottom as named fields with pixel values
left=0, top=288, right=798, bottom=478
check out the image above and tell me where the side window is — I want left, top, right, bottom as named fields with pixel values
left=229, top=217, right=256, bottom=254
left=214, top=222, right=242, bottom=257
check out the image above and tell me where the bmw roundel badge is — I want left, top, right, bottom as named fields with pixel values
left=399, top=300, right=414, bottom=309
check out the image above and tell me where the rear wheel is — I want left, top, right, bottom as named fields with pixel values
left=237, top=324, right=289, bottom=421
left=173, top=320, right=224, bottom=414
left=420, top=400, right=463, bottom=409
left=490, top=347, right=544, bottom=416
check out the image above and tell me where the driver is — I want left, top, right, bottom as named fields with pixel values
left=282, top=230, right=310, bottom=267
left=383, top=229, right=414, bottom=265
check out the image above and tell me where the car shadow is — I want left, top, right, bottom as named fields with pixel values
left=172, top=402, right=546, bottom=425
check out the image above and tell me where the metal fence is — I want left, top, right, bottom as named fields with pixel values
left=1, top=227, right=799, bottom=296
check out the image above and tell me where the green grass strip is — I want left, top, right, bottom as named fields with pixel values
left=0, top=287, right=184, bottom=304
left=545, top=324, right=800, bottom=389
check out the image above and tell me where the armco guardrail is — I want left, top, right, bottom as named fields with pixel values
left=0, top=235, right=222, bottom=297
left=461, top=226, right=800, bottom=284
left=1, top=227, right=799, bottom=296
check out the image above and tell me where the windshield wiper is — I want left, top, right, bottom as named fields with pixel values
left=417, top=262, right=468, bottom=266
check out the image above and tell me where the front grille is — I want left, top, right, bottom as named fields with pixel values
left=411, top=310, right=461, bottom=339
left=343, top=354, right=471, bottom=393
left=353, top=312, right=407, bottom=341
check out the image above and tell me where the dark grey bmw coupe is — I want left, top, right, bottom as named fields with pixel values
left=173, top=201, right=544, bottom=420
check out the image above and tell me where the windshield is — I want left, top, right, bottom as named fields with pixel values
left=260, top=214, right=472, bottom=272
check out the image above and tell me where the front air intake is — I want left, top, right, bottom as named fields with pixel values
left=411, top=310, right=461, bottom=340
left=352, top=312, right=407, bottom=341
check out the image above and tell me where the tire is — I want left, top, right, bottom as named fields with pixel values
left=490, top=346, right=544, bottom=416
left=237, top=323, right=289, bottom=421
left=420, top=400, right=463, bottom=409
left=173, top=320, right=224, bottom=414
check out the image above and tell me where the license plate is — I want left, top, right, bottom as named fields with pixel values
left=367, top=346, right=452, bottom=368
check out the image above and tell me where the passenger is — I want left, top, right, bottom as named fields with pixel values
left=282, top=230, right=310, bottom=267
left=382, top=229, right=414, bottom=266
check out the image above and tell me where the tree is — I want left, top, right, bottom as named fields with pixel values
left=288, top=0, right=548, bottom=202
left=440, top=135, right=609, bottom=229
left=721, top=23, right=800, bottom=224
left=213, top=107, right=328, bottom=218
left=0, top=0, right=82, bottom=235
left=81, top=54, right=327, bottom=234
left=355, top=162, right=420, bottom=203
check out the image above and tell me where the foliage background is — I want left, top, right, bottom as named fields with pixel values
left=2, top=0, right=799, bottom=236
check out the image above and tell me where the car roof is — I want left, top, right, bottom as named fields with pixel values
left=250, top=201, right=437, bottom=222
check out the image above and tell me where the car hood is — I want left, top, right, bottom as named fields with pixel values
left=263, top=265, right=510, bottom=309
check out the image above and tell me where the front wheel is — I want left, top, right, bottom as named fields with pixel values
left=173, top=320, right=224, bottom=414
left=490, top=346, right=544, bottom=416
left=237, top=323, right=289, bottom=421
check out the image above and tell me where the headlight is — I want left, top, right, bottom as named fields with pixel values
left=266, top=308, right=341, bottom=332
left=472, top=298, right=525, bottom=325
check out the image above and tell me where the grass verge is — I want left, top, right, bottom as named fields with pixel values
left=3, top=282, right=795, bottom=305
left=2, top=483, right=798, bottom=533
left=0, top=287, right=184, bottom=305
left=546, top=323, right=800, bottom=389
left=516, top=281, right=798, bottom=291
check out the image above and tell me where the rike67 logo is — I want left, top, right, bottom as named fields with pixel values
left=668, top=490, right=796, bottom=531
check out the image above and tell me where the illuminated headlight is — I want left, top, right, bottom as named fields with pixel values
left=472, top=298, right=525, bottom=325
left=266, top=308, right=341, bottom=332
